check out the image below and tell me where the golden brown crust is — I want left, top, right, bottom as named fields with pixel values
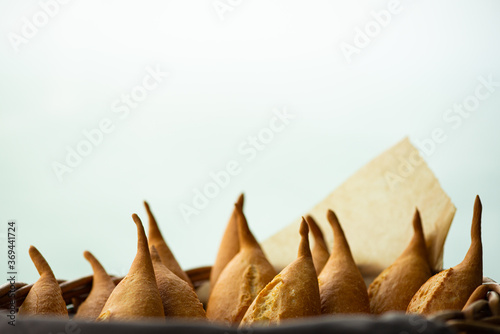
left=305, top=215, right=329, bottom=276
left=144, top=201, right=193, bottom=287
left=97, top=214, right=164, bottom=321
left=368, top=209, right=432, bottom=313
left=240, top=218, right=321, bottom=326
left=150, top=246, right=206, bottom=319
left=74, top=251, right=115, bottom=319
left=206, top=204, right=276, bottom=324
left=209, top=194, right=244, bottom=294
left=18, top=246, right=68, bottom=318
left=407, top=196, right=483, bottom=315
left=318, top=210, right=370, bottom=314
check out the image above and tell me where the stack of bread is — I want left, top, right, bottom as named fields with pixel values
left=16, top=193, right=489, bottom=327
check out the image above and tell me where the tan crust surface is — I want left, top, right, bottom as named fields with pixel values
left=407, top=196, right=483, bottom=315
left=97, top=214, right=164, bottom=321
left=18, top=246, right=68, bottom=318
left=368, top=209, right=432, bottom=313
left=145, top=201, right=193, bottom=287
left=306, top=215, right=329, bottom=276
left=318, top=210, right=370, bottom=314
left=150, top=246, right=206, bottom=319
left=206, top=204, right=276, bottom=324
left=74, top=251, right=115, bottom=319
left=240, top=218, right=321, bottom=326
left=209, top=194, right=244, bottom=294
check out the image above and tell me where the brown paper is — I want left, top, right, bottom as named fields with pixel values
left=261, top=138, right=455, bottom=278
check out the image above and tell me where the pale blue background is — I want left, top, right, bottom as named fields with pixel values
left=0, top=0, right=499, bottom=284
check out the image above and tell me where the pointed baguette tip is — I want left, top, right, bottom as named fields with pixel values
left=298, top=217, right=312, bottom=258
left=132, top=214, right=142, bottom=226
left=412, top=208, right=422, bottom=231
left=28, top=245, right=53, bottom=277
left=472, top=195, right=482, bottom=239
left=237, top=193, right=244, bottom=207
left=234, top=202, right=241, bottom=213
left=327, top=209, right=339, bottom=227
left=234, top=203, right=259, bottom=248
left=305, top=215, right=321, bottom=238
left=83, top=250, right=91, bottom=259
left=300, top=217, right=309, bottom=237
left=473, top=195, right=482, bottom=221
left=475, top=195, right=481, bottom=208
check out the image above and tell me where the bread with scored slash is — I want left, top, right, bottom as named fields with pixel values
left=407, top=196, right=483, bottom=315
left=240, top=217, right=321, bottom=326
left=207, top=203, right=276, bottom=324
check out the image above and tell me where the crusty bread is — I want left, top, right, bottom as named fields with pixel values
left=305, top=215, right=329, bottom=275
left=144, top=201, right=193, bottom=287
left=209, top=194, right=244, bottom=294
left=368, top=209, right=432, bottom=313
left=240, top=218, right=321, bottom=326
left=97, top=214, right=164, bottom=321
left=150, top=245, right=206, bottom=319
left=18, top=246, right=68, bottom=318
left=407, top=196, right=483, bottom=315
left=318, top=210, right=370, bottom=314
left=74, top=251, right=115, bottom=319
left=206, top=204, right=276, bottom=324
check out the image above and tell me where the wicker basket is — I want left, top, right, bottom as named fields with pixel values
left=1, top=267, right=499, bottom=333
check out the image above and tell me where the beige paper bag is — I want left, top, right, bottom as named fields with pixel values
left=261, top=138, right=455, bottom=278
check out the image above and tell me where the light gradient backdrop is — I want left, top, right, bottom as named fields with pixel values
left=1, top=0, right=499, bottom=284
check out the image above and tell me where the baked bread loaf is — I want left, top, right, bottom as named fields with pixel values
left=97, top=214, right=164, bottom=321
left=144, top=201, right=193, bottom=287
left=407, top=196, right=483, bottom=315
left=209, top=194, right=244, bottom=294
left=74, top=251, right=115, bottom=319
left=150, top=245, right=206, bottom=319
left=206, top=204, right=276, bottom=324
left=240, top=218, right=321, bottom=326
left=318, top=210, right=370, bottom=314
left=368, top=209, right=432, bottom=313
left=305, top=215, right=329, bottom=275
left=18, top=246, right=68, bottom=318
